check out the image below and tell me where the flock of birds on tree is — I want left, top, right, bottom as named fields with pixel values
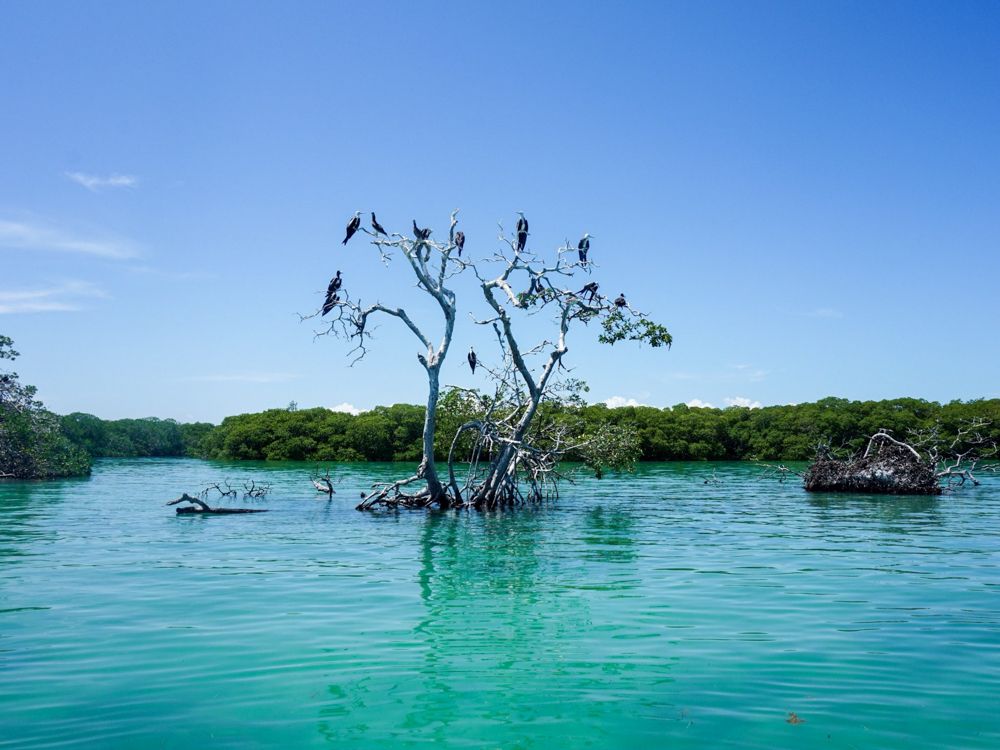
left=340, top=210, right=596, bottom=268
left=331, top=211, right=627, bottom=365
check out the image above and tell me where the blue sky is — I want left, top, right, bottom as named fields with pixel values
left=1, top=0, right=998, bottom=423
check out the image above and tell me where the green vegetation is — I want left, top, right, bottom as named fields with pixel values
left=5, top=331, right=995, bottom=475
left=0, top=336, right=91, bottom=479
left=60, top=413, right=214, bottom=459
left=191, top=394, right=1000, bottom=464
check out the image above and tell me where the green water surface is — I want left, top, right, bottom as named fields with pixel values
left=1, top=459, right=999, bottom=748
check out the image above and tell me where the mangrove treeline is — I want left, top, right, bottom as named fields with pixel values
left=60, top=396, right=1000, bottom=464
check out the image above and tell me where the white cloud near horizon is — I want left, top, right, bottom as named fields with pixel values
left=724, top=396, right=762, bottom=409
left=181, top=372, right=298, bottom=384
left=0, top=280, right=107, bottom=314
left=330, top=402, right=362, bottom=415
left=604, top=396, right=649, bottom=409
left=65, top=171, right=138, bottom=191
left=0, top=219, right=138, bottom=259
left=686, top=398, right=715, bottom=408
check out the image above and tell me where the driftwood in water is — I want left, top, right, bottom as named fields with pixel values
left=167, top=493, right=268, bottom=515
left=804, top=433, right=941, bottom=495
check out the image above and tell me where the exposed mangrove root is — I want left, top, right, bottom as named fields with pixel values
left=167, top=493, right=268, bottom=515
left=802, top=422, right=998, bottom=495
left=804, top=438, right=941, bottom=495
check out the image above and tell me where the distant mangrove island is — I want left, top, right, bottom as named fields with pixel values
left=59, top=395, right=1000, bottom=466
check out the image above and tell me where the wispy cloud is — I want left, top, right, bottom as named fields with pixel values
left=686, top=398, right=715, bottom=408
left=670, top=364, right=768, bottom=384
left=0, top=219, right=138, bottom=259
left=807, top=307, right=844, bottom=319
left=330, top=402, right=362, bottom=415
left=724, top=396, right=762, bottom=409
left=65, top=171, right=138, bottom=192
left=604, top=396, right=649, bottom=409
left=125, top=265, right=214, bottom=281
left=0, top=280, right=106, bottom=314
left=181, top=373, right=298, bottom=384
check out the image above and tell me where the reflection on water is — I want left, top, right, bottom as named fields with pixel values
left=582, top=506, right=638, bottom=564
left=2, top=460, right=1000, bottom=749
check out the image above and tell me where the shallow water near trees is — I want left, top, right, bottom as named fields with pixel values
left=1, top=459, right=999, bottom=748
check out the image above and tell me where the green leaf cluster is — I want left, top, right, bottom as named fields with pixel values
left=1, top=336, right=91, bottom=479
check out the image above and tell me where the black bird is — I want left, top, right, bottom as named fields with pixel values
left=322, top=292, right=340, bottom=316
left=343, top=211, right=361, bottom=245
left=412, top=220, right=431, bottom=241
left=454, top=230, right=465, bottom=257
left=468, top=347, right=477, bottom=374
left=515, top=212, right=528, bottom=253
left=371, top=212, right=387, bottom=236
left=578, top=281, right=599, bottom=302
left=614, top=293, right=627, bottom=308
left=578, top=233, right=591, bottom=264
left=322, top=273, right=343, bottom=316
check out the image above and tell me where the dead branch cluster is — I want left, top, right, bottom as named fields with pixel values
left=802, top=420, right=998, bottom=495
left=199, top=479, right=272, bottom=501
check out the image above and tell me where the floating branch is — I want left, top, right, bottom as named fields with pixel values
left=167, top=493, right=268, bottom=515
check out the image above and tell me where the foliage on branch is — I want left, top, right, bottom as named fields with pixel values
left=598, top=310, right=673, bottom=348
left=1, top=335, right=91, bottom=479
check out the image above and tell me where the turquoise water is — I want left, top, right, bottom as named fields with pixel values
left=1, top=459, right=999, bottom=749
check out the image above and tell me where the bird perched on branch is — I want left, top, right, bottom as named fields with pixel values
left=412, top=220, right=431, bottom=241
left=578, top=233, right=591, bottom=264
left=322, top=292, right=340, bottom=316
left=343, top=211, right=361, bottom=245
left=322, top=272, right=342, bottom=316
left=454, top=230, right=465, bottom=257
left=468, top=347, right=477, bottom=374
left=371, top=212, right=387, bottom=236
left=516, top=212, right=529, bottom=253
left=578, top=281, right=599, bottom=302
left=614, top=293, right=627, bottom=308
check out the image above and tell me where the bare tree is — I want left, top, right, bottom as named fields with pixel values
left=446, top=224, right=671, bottom=509
left=310, top=211, right=670, bottom=511
left=308, top=211, right=465, bottom=509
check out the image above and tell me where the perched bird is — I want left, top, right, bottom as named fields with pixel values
left=578, top=233, right=591, bottom=264
left=468, top=347, right=477, bottom=374
left=321, top=274, right=342, bottom=316
left=614, top=293, right=627, bottom=308
left=322, top=292, right=340, bottom=316
left=578, top=281, right=599, bottom=302
left=454, top=230, right=465, bottom=257
left=515, top=212, right=529, bottom=253
left=371, top=212, right=387, bottom=236
left=412, top=220, right=431, bottom=241
left=343, top=211, right=362, bottom=245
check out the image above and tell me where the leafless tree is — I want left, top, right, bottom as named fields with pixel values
left=445, top=224, right=671, bottom=509
left=310, top=211, right=670, bottom=511
left=308, top=211, right=465, bottom=509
